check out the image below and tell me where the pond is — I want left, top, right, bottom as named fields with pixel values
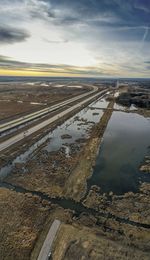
left=88, top=111, right=150, bottom=194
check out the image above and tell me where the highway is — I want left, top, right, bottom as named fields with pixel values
left=0, top=85, right=98, bottom=134
left=37, top=219, right=61, bottom=260
left=0, top=89, right=106, bottom=152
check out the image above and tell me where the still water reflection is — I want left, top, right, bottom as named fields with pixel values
left=88, top=111, right=150, bottom=194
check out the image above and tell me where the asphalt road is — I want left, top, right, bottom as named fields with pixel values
left=37, top=219, right=61, bottom=260
left=0, top=89, right=106, bottom=152
left=0, top=85, right=98, bottom=133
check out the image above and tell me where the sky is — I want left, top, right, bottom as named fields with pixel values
left=0, top=0, right=150, bottom=78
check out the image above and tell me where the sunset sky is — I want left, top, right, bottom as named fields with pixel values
left=0, top=0, right=150, bottom=77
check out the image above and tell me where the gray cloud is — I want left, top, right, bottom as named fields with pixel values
left=1, top=1, right=150, bottom=43
left=43, top=38, right=69, bottom=44
left=144, top=61, right=150, bottom=70
left=0, top=55, right=109, bottom=76
left=36, top=0, right=150, bottom=45
left=0, top=25, right=30, bottom=44
left=134, top=0, right=150, bottom=13
left=0, top=0, right=150, bottom=77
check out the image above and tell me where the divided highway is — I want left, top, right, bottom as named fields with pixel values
left=0, top=89, right=107, bottom=152
left=0, top=85, right=98, bottom=134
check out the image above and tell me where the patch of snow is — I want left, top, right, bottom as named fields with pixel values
left=114, top=92, right=119, bottom=97
left=54, top=84, right=64, bottom=88
left=67, top=85, right=83, bottom=88
left=30, top=102, right=47, bottom=105
left=26, top=82, right=35, bottom=86
left=40, top=83, right=50, bottom=87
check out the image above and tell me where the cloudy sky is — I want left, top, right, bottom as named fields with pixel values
left=0, top=0, right=150, bottom=77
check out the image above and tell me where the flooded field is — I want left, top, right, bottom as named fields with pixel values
left=0, top=95, right=105, bottom=179
left=89, top=97, right=109, bottom=109
left=44, top=103, right=104, bottom=153
left=88, top=110, right=150, bottom=194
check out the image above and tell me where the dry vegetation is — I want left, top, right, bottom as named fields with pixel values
left=0, top=188, right=51, bottom=260
left=0, top=85, right=150, bottom=260
left=0, top=82, right=85, bottom=121
left=52, top=223, right=150, bottom=260
left=65, top=101, right=114, bottom=201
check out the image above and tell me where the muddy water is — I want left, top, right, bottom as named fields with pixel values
left=0, top=96, right=106, bottom=179
left=88, top=110, right=150, bottom=194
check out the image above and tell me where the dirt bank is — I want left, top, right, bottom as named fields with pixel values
left=52, top=223, right=149, bottom=260
left=65, top=101, right=114, bottom=201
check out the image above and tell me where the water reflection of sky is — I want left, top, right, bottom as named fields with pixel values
left=44, top=99, right=104, bottom=153
left=90, top=97, right=109, bottom=109
left=0, top=97, right=106, bottom=179
left=88, top=111, right=150, bottom=195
